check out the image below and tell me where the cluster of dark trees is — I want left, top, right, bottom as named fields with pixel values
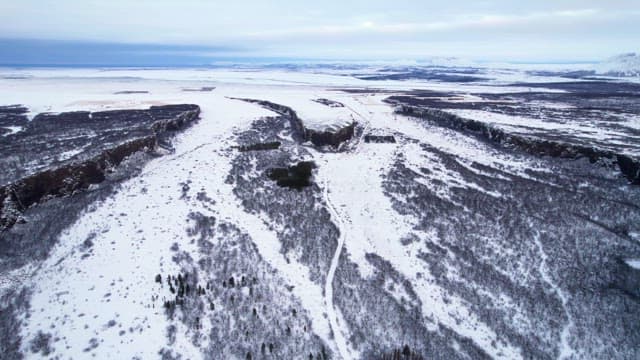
left=266, top=161, right=317, bottom=190
left=157, top=273, right=207, bottom=313
left=238, top=142, right=281, bottom=152
left=378, top=345, right=425, bottom=360
left=365, top=135, right=397, bottom=143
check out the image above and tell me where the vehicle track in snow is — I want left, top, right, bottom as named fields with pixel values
left=322, top=176, right=354, bottom=360
left=319, top=97, right=373, bottom=360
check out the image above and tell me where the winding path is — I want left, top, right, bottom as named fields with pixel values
left=322, top=176, right=354, bottom=360
left=533, top=232, right=576, bottom=359
left=320, top=96, right=375, bottom=359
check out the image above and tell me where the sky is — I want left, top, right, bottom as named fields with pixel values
left=0, top=0, right=638, bottom=65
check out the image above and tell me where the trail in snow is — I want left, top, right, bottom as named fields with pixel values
left=533, top=232, right=576, bottom=359
left=318, top=98, right=374, bottom=360
left=322, top=176, right=354, bottom=360
left=315, top=94, right=526, bottom=359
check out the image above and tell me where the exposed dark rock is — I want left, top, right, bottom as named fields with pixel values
left=1, top=104, right=200, bottom=185
left=229, top=98, right=307, bottom=142
left=392, top=105, right=640, bottom=184
left=307, top=123, right=356, bottom=148
left=0, top=104, right=200, bottom=232
left=231, top=98, right=356, bottom=148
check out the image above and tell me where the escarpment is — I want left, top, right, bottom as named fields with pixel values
left=0, top=104, right=200, bottom=231
left=232, top=98, right=356, bottom=148
left=392, top=104, right=640, bottom=184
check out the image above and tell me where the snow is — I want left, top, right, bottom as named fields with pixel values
left=532, top=232, right=576, bottom=359
left=58, top=148, right=84, bottom=160
left=3, top=74, right=343, bottom=359
left=1, top=125, right=23, bottom=135
left=309, top=94, right=525, bottom=359
left=626, top=259, right=640, bottom=270
left=448, top=108, right=640, bottom=157
left=595, top=53, right=640, bottom=77
left=321, top=176, right=360, bottom=360
left=2, top=66, right=637, bottom=359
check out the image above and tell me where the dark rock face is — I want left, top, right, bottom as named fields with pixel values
left=307, top=123, right=356, bottom=148
left=0, top=104, right=200, bottom=185
left=266, top=161, right=316, bottom=190
left=0, top=104, right=200, bottom=232
left=392, top=105, right=640, bottom=184
left=232, top=98, right=356, bottom=148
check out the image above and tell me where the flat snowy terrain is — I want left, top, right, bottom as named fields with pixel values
left=1, top=66, right=639, bottom=359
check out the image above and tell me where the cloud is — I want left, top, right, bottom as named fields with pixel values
left=0, top=39, right=248, bottom=66
left=0, top=1, right=638, bottom=61
left=241, top=8, right=602, bottom=40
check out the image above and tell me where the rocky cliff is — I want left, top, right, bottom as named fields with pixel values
left=233, top=98, right=356, bottom=148
left=394, top=105, right=640, bottom=184
left=0, top=104, right=200, bottom=231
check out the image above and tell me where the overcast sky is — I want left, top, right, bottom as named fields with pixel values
left=0, top=0, right=638, bottom=64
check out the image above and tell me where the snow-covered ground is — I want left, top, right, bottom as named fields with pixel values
left=448, top=109, right=640, bottom=157
left=595, top=53, right=640, bottom=77
left=14, top=90, right=279, bottom=358
left=0, top=69, right=387, bottom=358
left=1, top=66, right=639, bottom=359
left=311, top=94, right=533, bottom=359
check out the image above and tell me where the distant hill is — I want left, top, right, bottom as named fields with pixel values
left=596, top=52, right=640, bottom=77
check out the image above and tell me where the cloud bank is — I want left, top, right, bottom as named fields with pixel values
left=0, top=0, right=638, bottom=63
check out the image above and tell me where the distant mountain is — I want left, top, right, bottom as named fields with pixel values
left=417, top=56, right=476, bottom=68
left=595, top=52, right=640, bottom=77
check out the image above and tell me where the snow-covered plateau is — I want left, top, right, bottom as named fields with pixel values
left=1, top=65, right=639, bottom=360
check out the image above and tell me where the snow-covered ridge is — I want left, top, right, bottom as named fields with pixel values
left=595, top=53, right=640, bottom=77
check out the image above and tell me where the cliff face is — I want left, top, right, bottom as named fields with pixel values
left=394, top=105, right=640, bottom=184
left=306, top=123, right=356, bottom=147
left=0, top=104, right=200, bottom=231
left=233, top=98, right=356, bottom=148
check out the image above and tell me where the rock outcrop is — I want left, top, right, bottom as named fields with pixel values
left=233, top=98, right=356, bottom=148
left=0, top=104, right=200, bottom=231
left=394, top=105, right=640, bottom=184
